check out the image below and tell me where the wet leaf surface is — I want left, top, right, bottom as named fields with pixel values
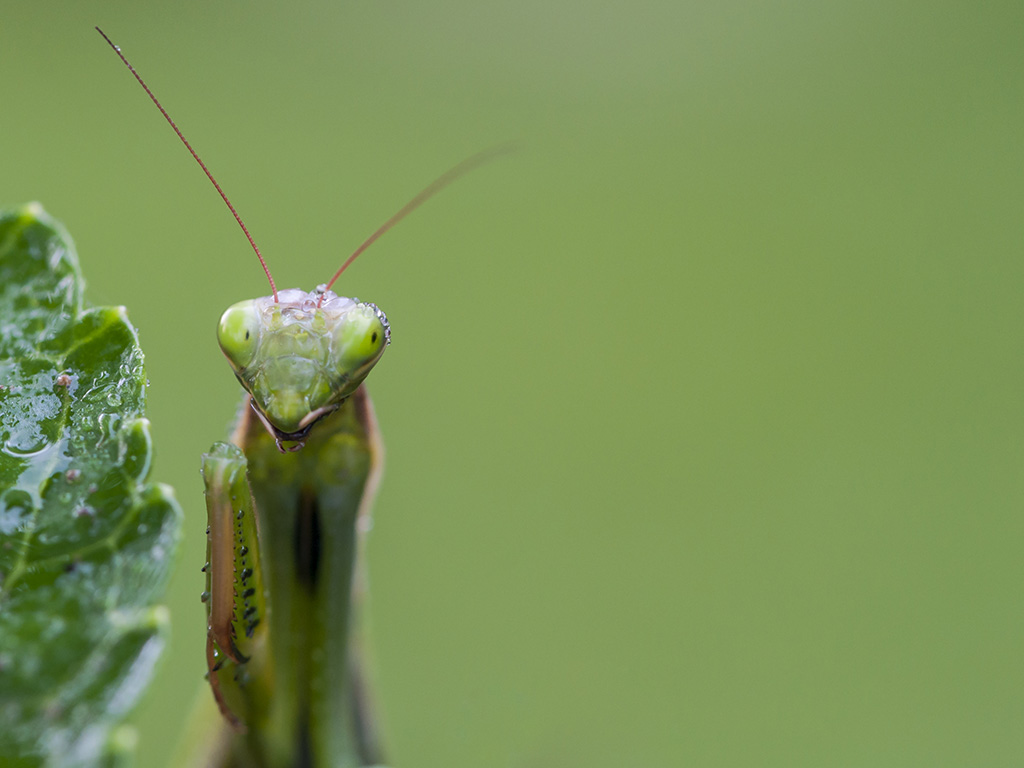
left=0, top=204, right=181, bottom=766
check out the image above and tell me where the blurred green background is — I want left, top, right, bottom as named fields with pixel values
left=4, top=1, right=1023, bottom=765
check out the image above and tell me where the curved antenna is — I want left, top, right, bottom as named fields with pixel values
left=96, top=27, right=278, bottom=302
left=319, top=144, right=515, bottom=305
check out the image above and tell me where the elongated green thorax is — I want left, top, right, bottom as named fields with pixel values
left=217, top=288, right=390, bottom=447
left=202, top=386, right=385, bottom=766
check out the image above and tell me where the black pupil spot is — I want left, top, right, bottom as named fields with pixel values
left=245, top=330, right=250, bottom=340
left=371, top=332, right=378, bottom=343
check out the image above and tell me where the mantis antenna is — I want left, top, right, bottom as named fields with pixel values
left=96, top=27, right=279, bottom=303
left=318, top=143, right=515, bottom=306
left=97, top=27, right=511, bottom=309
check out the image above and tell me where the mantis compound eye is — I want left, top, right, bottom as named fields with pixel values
left=217, top=301, right=261, bottom=371
left=330, top=303, right=389, bottom=389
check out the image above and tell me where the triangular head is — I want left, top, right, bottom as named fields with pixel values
left=217, top=288, right=389, bottom=449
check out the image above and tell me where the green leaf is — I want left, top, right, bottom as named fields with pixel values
left=0, top=204, right=182, bottom=766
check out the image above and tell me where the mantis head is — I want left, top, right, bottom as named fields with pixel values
left=217, top=288, right=389, bottom=446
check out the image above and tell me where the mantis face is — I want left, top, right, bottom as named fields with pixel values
left=217, top=288, right=390, bottom=444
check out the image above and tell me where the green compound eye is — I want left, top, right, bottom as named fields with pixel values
left=331, top=303, right=390, bottom=384
left=217, top=301, right=261, bottom=371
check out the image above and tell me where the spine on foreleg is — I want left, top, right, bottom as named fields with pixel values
left=202, top=442, right=266, bottom=732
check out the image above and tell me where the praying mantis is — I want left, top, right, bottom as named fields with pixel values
left=97, top=28, right=504, bottom=767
